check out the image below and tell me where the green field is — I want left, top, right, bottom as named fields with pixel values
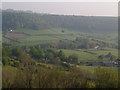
left=62, top=48, right=118, bottom=62
left=4, top=28, right=117, bottom=46
left=3, top=28, right=118, bottom=62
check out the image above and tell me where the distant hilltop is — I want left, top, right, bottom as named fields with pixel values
left=2, top=9, right=118, bottom=34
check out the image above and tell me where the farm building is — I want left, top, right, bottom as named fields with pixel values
left=94, top=45, right=106, bottom=50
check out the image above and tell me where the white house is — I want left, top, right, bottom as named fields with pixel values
left=94, top=45, right=99, bottom=49
left=10, top=30, right=13, bottom=32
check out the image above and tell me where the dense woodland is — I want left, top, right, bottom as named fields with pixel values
left=2, top=9, right=117, bottom=33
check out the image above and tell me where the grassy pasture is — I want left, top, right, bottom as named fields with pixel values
left=62, top=48, right=118, bottom=62
left=3, top=28, right=117, bottom=46
left=2, top=28, right=118, bottom=61
left=3, top=28, right=78, bottom=45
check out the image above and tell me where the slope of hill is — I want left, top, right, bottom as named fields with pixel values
left=2, top=9, right=118, bottom=34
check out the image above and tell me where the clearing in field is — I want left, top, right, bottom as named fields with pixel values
left=5, top=32, right=30, bottom=39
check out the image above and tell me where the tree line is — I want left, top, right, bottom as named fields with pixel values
left=2, top=46, right=79, bottom=67
left=2, top=9, right=117, bottom=34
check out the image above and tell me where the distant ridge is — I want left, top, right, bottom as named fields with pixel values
left=2, top=9, right=118, bottom=34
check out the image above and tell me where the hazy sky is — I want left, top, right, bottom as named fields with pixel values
left=2, top=2, right=118, bottom=16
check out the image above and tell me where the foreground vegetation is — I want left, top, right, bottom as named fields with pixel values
left=2, top=64, right=119, bottom=88
left=2, top=45, right=119, bottom=88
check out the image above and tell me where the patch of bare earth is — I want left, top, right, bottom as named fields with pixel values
left=5, top=33, right=30, bottom=39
